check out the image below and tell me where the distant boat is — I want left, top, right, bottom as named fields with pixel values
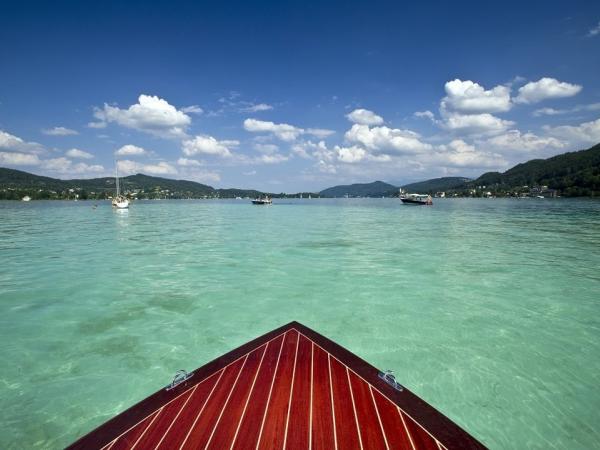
left=252, top=196, right=272, bottom=205
left=111, top=161, right=129, bottom=209
left=400, top=193, right=433, bottom=205
left=21, top=195, right=31, bottom=202
left=235, top=196, right=242, bottom=200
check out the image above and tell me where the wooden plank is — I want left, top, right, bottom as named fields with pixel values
left=329, top=355, right=362, bottom=449
left=257, top=330, right=299, bottom=449
left=179, top=356, right=247, bottom=448
left=231, top=333, right=286, bottom=450
left=109, top=410, right=159, bottom=450
left=402, top=410, right=441, bottom=450
left=348, top=370, right=388, bottom=449
left=371, top=388, right=414, bottom=450
left=283, top=334, right=312, bottom=449
left=155, top=370, right=223, bottom=450
left=204, top=344, right=268, bottom=450
left=311, top=343, right=336, bottom=450
left=133, top=387, right=195, bottom=449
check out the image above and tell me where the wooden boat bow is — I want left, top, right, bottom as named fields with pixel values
left=67, top=321, right=486, bottom=449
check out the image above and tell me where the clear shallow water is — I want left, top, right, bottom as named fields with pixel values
left=1, top=198, right=599, bottom=449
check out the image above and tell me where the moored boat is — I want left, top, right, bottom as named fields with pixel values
left=21, top=195, right=31, bottom=202
left=252, top=196, right=272, bottom=205
left=67, top=321, right=485, bottom=449
left=111, top=161, right=129, bottom=209
left=400, top=193, right=433, bottom=205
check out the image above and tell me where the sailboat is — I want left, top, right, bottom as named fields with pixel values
left=111, top=161, right=129, bottom=209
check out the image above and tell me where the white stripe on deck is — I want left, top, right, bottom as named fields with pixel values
left=153, top=383, right=199, bottom=450
left=178, top=369, right=226, bottom=450
left=228, top=343, right=269, bottom=449
left=328, top=354, right=338, bottom=450
left=282, top=332, right=300, bottom=449
left=346, top=367, right=364, bottom=449
left=130, top=408, right=162, bottom=450
left=398, top=408, right=416, bottom=450
left=255, top=330, right=287, bottom=449
left=369, top=385, right=390, bottom=450
left=203, top=353, right=249, bottom=449
left=308, top=342, right=314, bottom=450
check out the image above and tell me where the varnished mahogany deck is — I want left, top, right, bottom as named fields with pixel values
left=67, top=322, right=486, bottom=449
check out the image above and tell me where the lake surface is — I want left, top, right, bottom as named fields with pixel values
left=1, top=198, right=599, bottom=449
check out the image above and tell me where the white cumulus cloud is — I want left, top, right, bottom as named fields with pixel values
left=243, top=118, right=304, bottom=141
left=253, top=143, right=279, bottom=154
left=256, top=154, right=289, bottom=164
left=441, top=112, right=514, bottom=136
left=485, top=130, right=566, bottom=152
left=0, top=152, right=41, bottom=166
left=344, top=124, right=432, bottom=154
left=442, top=79, right=512, bottom=113
left=533, top=103, right=600, bottom=117
left=182, top=135, right=239, bottom=158
left=345, top=109, right=384, bottom=126
left=91, top=94, right=192, bottom=138
left=335, top=145, right=368, bottom=163
left=0, top=130, right=44, bottom=154
left=65, top=148, right=94, bottom=159
left=514, top=78, right=582, bottom=104
left=177, top=157, right=202, bottom=167
left=117, top=159, right=177, bottom=176
left=241, top=103, right=274, bottom=112
left=181, top=105, right=203, bottom=114
left=42, top=157, right=104, bottom=175
left=115, top=144, right=147, bottom=156
left=544, top=118, right=600, bottom=145
left=306, top=128, right=335, bottom=138
left=243, top=118, right=333, bottom=141
left=414, top=110, right=436, bottom=121
left=434, top=140, right=507, bottom=169
left=42, top=126, right=79, bottom=136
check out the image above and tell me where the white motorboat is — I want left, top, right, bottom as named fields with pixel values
left=252, top=196, right=272, bottom=205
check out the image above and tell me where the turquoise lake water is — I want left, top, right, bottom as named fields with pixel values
left=1, top=198, right=599, bottom=449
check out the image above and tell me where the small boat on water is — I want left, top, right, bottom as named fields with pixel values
left=252, top=196, right=272, bottom=205
left=111, top=161, right=129, bottom=209
left=400, top=193, right=433, bottom=205
left=67, top=321, right=485, bottom=449
left=21, top=195, right=31, bottom=202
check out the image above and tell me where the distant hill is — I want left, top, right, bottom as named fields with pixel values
left=401, top=177, right=471, bottom=193
left=0, top=168, right=265, bottom=200
left=319, top=181, right=397, bottom=197
left=470, top=142, right=600, bottom=196
left=3, top=142, right=600, bottom=199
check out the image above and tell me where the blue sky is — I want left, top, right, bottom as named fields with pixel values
left=1, top=0, right=599, bottom=191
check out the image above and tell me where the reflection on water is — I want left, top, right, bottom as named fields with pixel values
left=0, top=198, right=599, bottom=449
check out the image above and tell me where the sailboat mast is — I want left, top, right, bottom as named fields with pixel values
left=115, top=160, right=120, bottom=197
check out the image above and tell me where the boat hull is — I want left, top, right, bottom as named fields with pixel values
left=251, top=200, right=272, bottom=205
left=401, top=198, right=431, bottom=205
left=67, top=321, right=485, bottom=449
left=112, top=201, right=129, bottom=209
